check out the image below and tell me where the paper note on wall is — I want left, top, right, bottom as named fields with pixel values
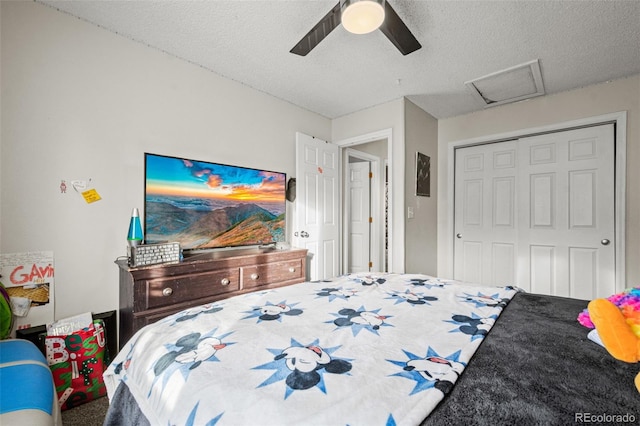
left=82, top=189, right=102, bottom=203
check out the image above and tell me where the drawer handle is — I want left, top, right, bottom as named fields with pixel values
left=220, top=278, right=230, bottom=286
left=289, top=267, right=296, bottom=273
left=250, top=273, right=259, bottom=280
left=162, top=287, right=173, bottom=296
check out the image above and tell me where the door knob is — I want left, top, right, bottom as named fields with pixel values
left=601, top=239, right=610, bottom=246
left=301, top=231, right=309, bottom=238
left=456, top=233, right=462, bottom=239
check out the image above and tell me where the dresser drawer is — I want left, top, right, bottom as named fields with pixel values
left=118, top=248, right=307, bottom=349
left=145, top=269, right=240, bottom=309
left=242, top=259, right=304, bottom=289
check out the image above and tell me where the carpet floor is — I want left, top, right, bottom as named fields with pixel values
left=61, top=396, right=110, bottom=425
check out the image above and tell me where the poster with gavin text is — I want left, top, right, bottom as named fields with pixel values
left=0, top=251, right=55, bottom=331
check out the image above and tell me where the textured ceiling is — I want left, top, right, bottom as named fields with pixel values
left=39, top=0, right=640, bottom=119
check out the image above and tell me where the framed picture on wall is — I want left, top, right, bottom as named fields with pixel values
left=416, top=152, right=430, bottom=197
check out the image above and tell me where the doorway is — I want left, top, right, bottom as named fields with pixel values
left=343, top=147, right=384, bottom=273
left=295, top=128, right=396, bottom=278
left=335, top=129, right=394, bottom=275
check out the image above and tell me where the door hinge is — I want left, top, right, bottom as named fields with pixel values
left=369, top=217, right=373, bottom=223
left=369, top=261, right=373, bottom=268
left=369, top=172, right=373, bottom=179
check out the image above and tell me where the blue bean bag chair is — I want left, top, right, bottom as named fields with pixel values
left=0, top=339, right=61, bottom=425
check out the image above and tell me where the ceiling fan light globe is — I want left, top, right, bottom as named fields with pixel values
left=341, top=0, right=385, bottom=35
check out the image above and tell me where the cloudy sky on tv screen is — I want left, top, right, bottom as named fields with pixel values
left=144, top=154, right=286, bottom=249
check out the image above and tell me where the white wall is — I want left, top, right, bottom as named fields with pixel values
left=437, top=75, right=640, bottom=285
left=332, top=99, right=406, bottom=273
left=351, top=139, right=388, bottom=161
left=0, top=2, right=331, bottom=322
left=404, top=99, right=438, bottom=274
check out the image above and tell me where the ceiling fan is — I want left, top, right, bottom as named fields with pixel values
left=290, top=0, right=421, bottom=56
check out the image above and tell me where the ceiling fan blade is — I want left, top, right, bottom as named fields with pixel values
left=379, top=1, right=421, bottom=55
left=290, top=2, right=342, bottom=56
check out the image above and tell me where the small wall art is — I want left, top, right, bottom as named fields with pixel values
left=416, top=152, right=430, bottom=197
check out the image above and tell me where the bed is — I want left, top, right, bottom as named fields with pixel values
left=103, top=273, right=639, bottom=425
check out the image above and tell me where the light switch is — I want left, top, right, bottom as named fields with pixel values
left=408, top=207, right=414, bottom=219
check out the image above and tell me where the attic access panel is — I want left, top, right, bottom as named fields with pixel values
left=465, top=59, right=545, bottom=108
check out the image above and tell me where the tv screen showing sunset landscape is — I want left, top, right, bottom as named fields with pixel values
left=144, top=153, right=286, bottom=250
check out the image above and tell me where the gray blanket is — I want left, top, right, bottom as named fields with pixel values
left=424, top=292, right=639, bottom=425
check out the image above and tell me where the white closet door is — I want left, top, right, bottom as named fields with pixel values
left=517, top=125, right=615, bottom=299
left=454, top=124, right=615, bottom=299
left=454, top=140, right=519, bottom=286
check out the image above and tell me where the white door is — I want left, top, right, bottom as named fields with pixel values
left=454, top=124, right=615, bottom=299
left=348, top=160, right=371, bottom=273
left=454, top=140, right=519, bottom=286
left=294, top=132, right=340, bottom=281
left=518, top=125, right=615, bottom=298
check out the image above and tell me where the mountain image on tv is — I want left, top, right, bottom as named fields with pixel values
left=144, top=154, right=286, bottom=250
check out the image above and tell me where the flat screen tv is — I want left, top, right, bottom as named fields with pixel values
left=144, top=153, right=286, bottom=252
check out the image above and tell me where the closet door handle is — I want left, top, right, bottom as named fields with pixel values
left=456, top=233, right=462, bottom=239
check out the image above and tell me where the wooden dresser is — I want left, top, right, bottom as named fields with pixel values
left=116, top=248, right=307, bottom=349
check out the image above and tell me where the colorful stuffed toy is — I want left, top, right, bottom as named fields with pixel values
left=578, top=287, right=640, bottom=392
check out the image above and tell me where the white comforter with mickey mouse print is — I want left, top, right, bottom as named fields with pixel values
left=104, top=273, right=517, bottom=426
